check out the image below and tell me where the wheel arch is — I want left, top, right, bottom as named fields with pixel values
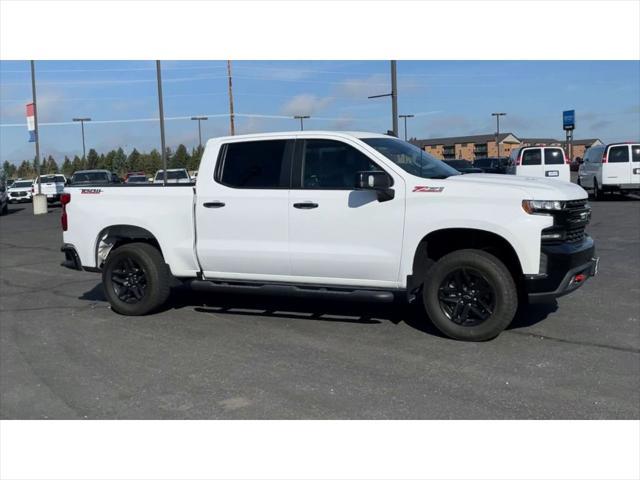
left=407, top=227, right=524, bottom=297
left=94, top=224, right=164, bottom=269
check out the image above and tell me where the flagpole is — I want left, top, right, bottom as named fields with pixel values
left=30, top=60, right=41, bottom=195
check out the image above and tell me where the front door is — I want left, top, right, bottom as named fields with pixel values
left=288, top=138, right=405, bottom=288
left=195, top=139, right=293, bottom=280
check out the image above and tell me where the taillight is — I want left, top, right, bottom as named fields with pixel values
left=601, top=151, right=608, bottom=163
left=60, top=193, right=71, bottom=231
left=565, top=152, right=571, bottom=164
left=516, top=154, right=522, bottom=166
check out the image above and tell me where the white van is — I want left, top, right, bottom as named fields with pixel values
left=507, top=146, right=570, bottom=182
left=577, top=143, right=640, bottom=198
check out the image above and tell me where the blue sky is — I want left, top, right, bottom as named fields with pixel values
left=1, top=60, right=638, bottom=164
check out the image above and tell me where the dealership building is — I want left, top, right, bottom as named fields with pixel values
left=413, top=134, right=602, bottom=161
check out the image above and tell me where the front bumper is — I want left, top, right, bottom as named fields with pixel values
left=525, top=235, right=598, bottom=303
left=61, top=243, right=82, bottom=270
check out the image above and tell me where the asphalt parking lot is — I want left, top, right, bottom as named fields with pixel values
left=1, top=193, right=639, bottom=419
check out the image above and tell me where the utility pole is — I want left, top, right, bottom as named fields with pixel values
left=368, top=60, right=399, bottom=137
left=391, top=60, right=398, bottom=138
left=72, top=117, right=91, bottom=160
left=227, top=60, right=236, bottom=135
left=156, top=60, right=167, bottom=186
left=30, top=60, right=41, bottom=195
left=191, top=116, right=208, bottom=148
left=399, top=114, right=414, bottom=141
left=491, top=112, right=506, bottom=158
left=294, top=115, right=310, bottom=131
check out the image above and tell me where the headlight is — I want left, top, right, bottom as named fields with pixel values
left=522, top=199, right=564, bottom=214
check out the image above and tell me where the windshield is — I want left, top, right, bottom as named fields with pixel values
left=361, top=137, right=459, bottom=179
left=72, top=171, right=110, bottom=183
left=127, top=176, right=147, bottom=183
left=40, top=175, right=65, bottom=183
left=156, top=170, right=188, bottom=180
left=12, top=181, right=33, bottom=188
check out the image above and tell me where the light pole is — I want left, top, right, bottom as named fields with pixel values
left=294, top=115, right=310, bottom=131
left=191, top=116, right=208, bottom=148
left=368, top=60, right=399, bottom=137
left=227, top=60, right=235, bottom=136
left=491, top=112, right=506, bottom=158
left=399, top=114, right=414, bottom=141
left=72, top=117, right=91, bottom=159
left=30, top=60, right=41, bottom=196
left=156, top=60, right=167, bottom=186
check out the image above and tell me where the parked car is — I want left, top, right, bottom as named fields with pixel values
left=506, top=146, right=570, bottom=182
left=125, top=171, right=146, bottom=181
left=70, top=170, right=121, bottom=186
left=577, top=143, right=640, bottom=198
left=0, top=177, right=8, bottom=215
left=153, top=168, right=191, bottom=184
left=473, top=157, right=508, bottom=174
left=443, top=160, right=484, bottom=174
left=61, top=131, right=597, bottom=342
left=7, top=179, right=34, bottom=203
left=33, top=174, right=67, bottom=203
left=125, top=174, right=149, bottom=184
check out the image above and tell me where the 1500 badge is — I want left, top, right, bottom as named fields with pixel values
left=81, top=188, right=102, bottom=194
left=413, top=186, right=444, bottom=193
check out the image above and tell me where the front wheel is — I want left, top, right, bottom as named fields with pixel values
left=422, top=249, right=518, bottom=341
left=102, top=242, right=171, bottom=315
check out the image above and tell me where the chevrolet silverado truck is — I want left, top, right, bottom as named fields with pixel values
left=60, top=131, right=598, bottom=341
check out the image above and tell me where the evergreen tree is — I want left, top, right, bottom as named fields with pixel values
left=2, top=161, right=17, bottom=179
left=86, top=149, right=99, bottom=169
left=170, top=144, right=190, bottom=169
left=97, top=153, right=107, bottom=170
left=104, top=150, right=117, bottom=172
left=127, top=148, right=142, bottom=172
left=144, top=149, right=162, bottom=176
left=17, top=160, right=34, bottom=179
left=72, top=155, right=83, bottom=172
left=32, top=156, right=41, bottom=177
left=112, top=147, right=127, bottom=175
left=45, top=155, right=59, bottom=174
left=62, top=156, right=73, bottom=177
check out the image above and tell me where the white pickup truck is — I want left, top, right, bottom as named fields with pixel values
left=60, top=131, right=598, bottom=341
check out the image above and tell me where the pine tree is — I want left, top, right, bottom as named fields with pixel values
left=2, top=161, right=17, bottom=179
left=86, top=149, right=99, bottom=169
left=72, top=155, right=83, bottom=172
left=45, top=155, right=59, bottom=174
left=127, top=148, right=142, bottom=172
left=170, top=144, right=190, bottom=169
left=62, top=156, right=73, bottom=177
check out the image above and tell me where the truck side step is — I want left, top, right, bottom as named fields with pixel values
left=187, top=279, right=396, bottom=303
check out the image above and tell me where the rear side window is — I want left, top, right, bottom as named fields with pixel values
left=218, top=140, right=288, bottom=188
left=521, top=149, right=542, bottom=166
left=631, top=145, right=639, bottom=162
left=544, top=148, right=565, bottom=165
left=608, top=145, right=629, bottom=163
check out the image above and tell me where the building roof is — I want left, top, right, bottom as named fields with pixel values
left=571, top=138, right=603, bottom=146
left=520, top=138, right=562, bottom=145
left=414, top=133, right=520, bottom=147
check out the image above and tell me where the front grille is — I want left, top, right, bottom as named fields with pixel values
left=10, top=192, right=27, bottom=197
left=565, top=226, right=586, bottom=243
left=565, top=199, right=588, bottom=210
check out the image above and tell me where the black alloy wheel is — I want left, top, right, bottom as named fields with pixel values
left=110, top=257, right=148, bottom=304
left=437, top=267, right=496, bottom=327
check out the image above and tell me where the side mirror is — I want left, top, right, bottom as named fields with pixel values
left=355, top=170, right=394, bottom=202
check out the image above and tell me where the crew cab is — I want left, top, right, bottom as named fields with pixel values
left=34, top=174, right=66, bottom=203
left=60, top=132, right=598, bottom=341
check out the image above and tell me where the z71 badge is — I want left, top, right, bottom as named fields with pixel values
left=413, top=186, right=444, bottom=193
left=80, top=188, right=102, bottom=194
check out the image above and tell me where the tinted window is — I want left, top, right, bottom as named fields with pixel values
left=632, top=145, right=640, bottom=162
left=156, top=170, right=188, bottom=180
left=544, top=148, right=565, bottom=165
left=12, top=181, right=33, bottom=188
left=40, top=175, right=63, bottom=183
left=608, top=146, right=629, bottom=163
left=219, top=140, right=287, bottom=188
left=71, top=172, right=110, bottom=183
left=302, top=139, right=381, bottom=189
left=521, top=149, right=542, bottom=166
left=127, top=176, right=148, bottom=183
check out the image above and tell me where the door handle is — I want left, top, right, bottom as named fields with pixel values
left=293, top=202, right=318, bottom=209
left=203, top=201, right=225, bottom=208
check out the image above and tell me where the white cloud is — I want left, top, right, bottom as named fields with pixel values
left=281, top=94, right=333, bottom=116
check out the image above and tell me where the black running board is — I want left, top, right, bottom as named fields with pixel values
left=187, top=279, right=397, bottom=303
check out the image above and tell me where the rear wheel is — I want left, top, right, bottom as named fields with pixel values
left=422, top=249, right=518, bottom=341
left=594, top=179, right=604, bottom=200
left=102, top=242, right=171, bottom=315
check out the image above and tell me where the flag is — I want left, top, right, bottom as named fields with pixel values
left=26, top=103, right=36, bottom=142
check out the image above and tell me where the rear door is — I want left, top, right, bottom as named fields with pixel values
left=516, top=147, right=543, bottom=177
left=195, top=138, right=294, bottom=280
left=604, top=144, right=631, bottom=186
left=631, top=144, right=640, bottom=186
left=543, top=147, right=570, bottom=181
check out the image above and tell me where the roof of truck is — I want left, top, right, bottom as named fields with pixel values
left=207, top=131, right=393, bottom=143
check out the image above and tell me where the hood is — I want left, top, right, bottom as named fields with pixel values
left=446, top=173, right=587, bottom=200
left=8, top=186, right=32, bottom=192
